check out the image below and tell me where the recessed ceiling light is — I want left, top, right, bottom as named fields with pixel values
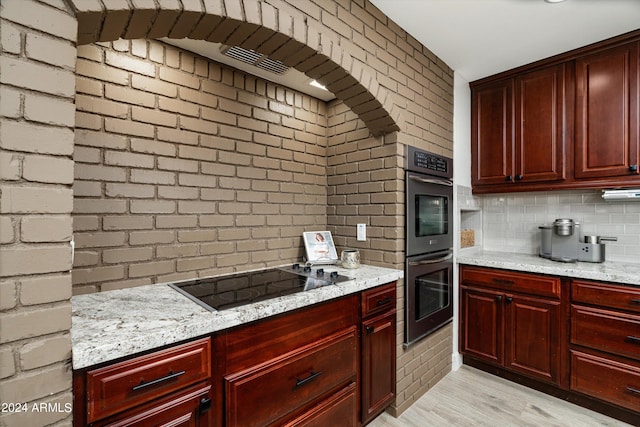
left=544, top=0, right=566, bottom=3
left=309, top=80, right=328, bottom=91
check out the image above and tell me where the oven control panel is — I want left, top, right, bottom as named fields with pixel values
left=406, top=145, right=452, bottom=179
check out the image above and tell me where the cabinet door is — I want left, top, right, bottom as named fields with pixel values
left=460, top=285, right=503, bottom=365
left=575, top=41, right=639, bottom=179
left=515, top=64, right=566, bottom=183
left=361, top=310, right=396, bottom=425
left=505, top=294, right=561, bottom=384
left=472, top=80, right=514, bottom=185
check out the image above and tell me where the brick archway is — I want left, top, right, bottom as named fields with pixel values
left=69, top=0, right=400, bottom=135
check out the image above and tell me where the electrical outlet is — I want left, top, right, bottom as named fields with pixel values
left=357, top=224, right=366, bottom=241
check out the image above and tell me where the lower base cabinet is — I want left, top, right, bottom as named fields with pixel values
left=459, top=266, right=563, bottom=385
left=361, top=283, right=396, bottom=425
left=74, top=284, right=398, bottom=427
left=224, top=328, right=358, bottom=427
left=460, top=267, right=640, bottom=425
left=570, top=279, right=640, bottom=415
left=218, top=284, right=397, bottom=427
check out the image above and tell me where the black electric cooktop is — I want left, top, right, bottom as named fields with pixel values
left=169, top=265, right=350, bottom=311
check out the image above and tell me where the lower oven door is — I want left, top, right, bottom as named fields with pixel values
left=405, top=250, right=453, bottom=346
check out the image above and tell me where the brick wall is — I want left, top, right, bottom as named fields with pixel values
left=72, top=39, right=331, bottom=293
left=0, top=1, right=76, bottom=426
left=0, top=0, right=454, bottom=424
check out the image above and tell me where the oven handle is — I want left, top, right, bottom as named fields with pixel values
left=408, top=175, right=453, bottom=187
left=408, top=252, right=453, bottom=266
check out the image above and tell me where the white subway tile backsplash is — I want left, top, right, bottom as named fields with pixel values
left=465, top=188, right=640, bottom=263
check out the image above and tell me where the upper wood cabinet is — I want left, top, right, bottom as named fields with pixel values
left=575, top=41, right=639, bottom=180
left=472, top=63, right=567, bottom=189
left=471, top=31, right=640, bottom=194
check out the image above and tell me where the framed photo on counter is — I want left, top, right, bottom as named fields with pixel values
left=303, top=231, right=338, bottom=264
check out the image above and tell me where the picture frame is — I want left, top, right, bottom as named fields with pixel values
left=302, top=231, right=338, bottom=265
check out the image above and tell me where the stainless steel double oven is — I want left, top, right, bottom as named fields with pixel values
left=404, top=146, right=454, bottom=346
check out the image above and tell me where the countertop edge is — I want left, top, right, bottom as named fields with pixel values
left=457, top=250, right=640, bottom=287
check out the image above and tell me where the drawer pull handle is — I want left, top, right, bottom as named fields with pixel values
left=492, top=279, right=514, bottom=286
left=132, top=370, right=186, bottom=391
left=199, top=397, right=212, bottom=414
left=626, top=386, right=640, bottom=396
left=631, top=299, right=640, bottom=305
left=366, top=321, right=392, bottom=334
left=295, top=371, right=322, bottom=388
left=625, top=336, right=640, bottom=345
left=377, top=297, right=392, bottom=307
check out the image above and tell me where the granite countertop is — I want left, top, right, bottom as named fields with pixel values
left=457, top=249, right=640, bottom=286
left=71, top=264, right=403, bottom=370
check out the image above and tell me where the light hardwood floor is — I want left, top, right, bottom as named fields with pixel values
left=369, top=366, right=634, bottom=427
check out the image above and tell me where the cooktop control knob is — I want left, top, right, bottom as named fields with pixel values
left=303, top=266, right=311, bottom=272
left=330, top=271, right=338, bottom=278
left=292, top=263, right=300, bottom=269
left=316, top=268, right=324, bottom=276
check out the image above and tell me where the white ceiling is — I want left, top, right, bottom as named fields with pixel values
left=167, top=0, right=640, bottom=99
left=370, top=0, right=640, bottom=82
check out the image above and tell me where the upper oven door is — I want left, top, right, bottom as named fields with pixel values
left=406, top=171, right=453, bottom=257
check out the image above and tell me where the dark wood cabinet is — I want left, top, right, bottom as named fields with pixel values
left=570, top=279, right=640, bottom=413
left=472, top=80, right=513, bottom=186
left=471, top=30, right=640, bottom=193
left=361, top=312, right=396, bottom=424
left=219, top=295, right=360, bottom=427
left=575, top=41, right=639, bottom=180
left=73, top=338, right=213, bottom=427
left=472, top=64, right=567, bottom=189
left=459, top=266, right=562, bottom=385
left=75, top=284, right=399, bottom=427
left=360, top=282, right=397, bottom=426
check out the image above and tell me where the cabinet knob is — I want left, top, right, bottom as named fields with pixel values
left=515, top=174, right=523, bottom=181
left=505, top=297, right=513, bottom=304
left=495, top=295, right=503, bottom=302
left=629, top=165, right=639, bottom=173
left=505, top=175, right=513, bottom=182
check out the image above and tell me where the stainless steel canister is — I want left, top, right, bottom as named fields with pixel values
left=553, top=218, right=575, bottom=236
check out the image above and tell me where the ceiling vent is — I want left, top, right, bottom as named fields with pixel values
left=221, top=46, right=290, bottom=75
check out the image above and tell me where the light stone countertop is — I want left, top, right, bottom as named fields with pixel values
left=457, top=249, right=640, bottom=286
left=71, top=264, right=403, bottom=370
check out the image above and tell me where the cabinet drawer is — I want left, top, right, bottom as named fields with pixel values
left=86, top=338, right=210, bottom=423
left=225, top=328, right=358, bottom=427
left=572, top=280, right=640, bottom=314
left=571, top=305, right=640, bottom=361
left=282, top=383, right=357, bottom=427
left=461, top=267, right=560, bottom=298
left=571, top=350, right=640, bottom=412
left=361, top=282, right=396, bottom=318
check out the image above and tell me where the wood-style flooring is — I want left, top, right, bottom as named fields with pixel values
left=369, top=366, right=633, bottom=427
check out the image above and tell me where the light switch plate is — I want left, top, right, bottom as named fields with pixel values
left=357, top=224, right=366, bottom=241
